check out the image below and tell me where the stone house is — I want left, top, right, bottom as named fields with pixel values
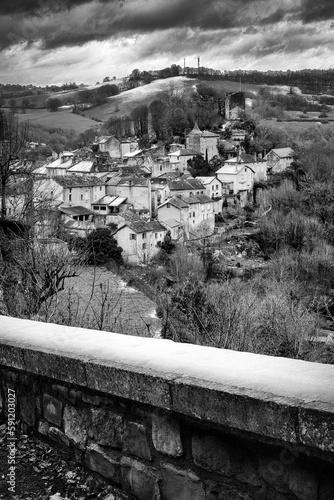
left=97, top=136, right=122, bottom=158
left=265, top=148, right=295, bottom=173
left=157, top=194, right=215, bottom=239
left=186, top=123, right=220, bottom=160
left=66, top=160, right=95, bottom=175
left=106, top=176, right=151, bottom=215
left=45, top=153, right=74, bottom=177
left=194, top=176, right=223, bottom=199
left=37, top=175, right=106, bottom=209
left=224, top=92, right=246, bottom=120
left=153, top=178, right=206, bottom=211
left=216, top=162, right=255, bottom=196
left=92, top=195, right=127, bottom=225
left=168, top=148, right=201, bottom=172
left=114, top=220, right=167, bottom=264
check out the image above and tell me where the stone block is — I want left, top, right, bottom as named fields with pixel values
left=192, top=434, right=230, bottom=475
left=258, top=455, right=318, bottom=500
left=85, top=444, right=121, bottom=483
left=161, top=464, right=205, bottom=500
left=82, top=392, right=101, bottom=406
left=43, top=393, right=62, bottom=426
left=20, top=392, right=36, bottom=427
left=152, top=415, right=183, bottom=457
left=51, top=384, right=69, bottom=400
left=123, top=421, right=152, bottom=461
left=85, top=363, right=172, bottom=409
left=121, top=457, right=160, bottom=500
left=63, top=405, right=89, bottom=449
left=24, top=351, right=87, bottom=386
left=49, top=426, right=70, bottom=447
left=299, top=405, right=334, bottom=453
left=38, top=419, right=50, bottom=436
left=90, top=407, right=123, bottom=448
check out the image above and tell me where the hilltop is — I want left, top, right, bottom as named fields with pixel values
left=80, top=76, right=259, bottom=123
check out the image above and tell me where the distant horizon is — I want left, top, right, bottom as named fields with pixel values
left=2, top=66, right=334, bottom=89
left=1, top=0, right=333, bottom=86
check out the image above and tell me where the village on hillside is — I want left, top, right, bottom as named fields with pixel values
left=1, top=92, right=296, bottom=265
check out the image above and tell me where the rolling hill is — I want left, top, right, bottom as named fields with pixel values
left=80, top=76, right=260, bottom=123
left=16, top=108, right=101, bottom=133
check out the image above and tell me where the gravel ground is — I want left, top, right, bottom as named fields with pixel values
left=0, top=425, right=128, bottom=500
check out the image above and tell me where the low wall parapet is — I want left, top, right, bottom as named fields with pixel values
left=0, top=316, right=333, bottom=500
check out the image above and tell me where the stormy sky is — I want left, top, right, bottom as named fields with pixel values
left=0, top=0, right=333, bottom=85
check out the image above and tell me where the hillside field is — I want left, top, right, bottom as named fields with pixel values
left=261, top=108, right=334, bottom=133
left=16, top=108, right=101, bottom=133
left=81, top=76, right=260, bottom=122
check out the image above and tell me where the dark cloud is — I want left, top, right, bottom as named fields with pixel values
left=0, top=0, right=91, bottom=16
left=244, top=26, right=259, bottom=34
left=300, top=0, right=334, bottom=23
left=0, top=0, right=292, bottom=52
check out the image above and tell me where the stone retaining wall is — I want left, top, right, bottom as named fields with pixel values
left=0, top=316, right=334, bottom=500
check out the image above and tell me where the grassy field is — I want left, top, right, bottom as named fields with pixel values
left=49, top=266, right=161, bottom=338
left=16, top=108, right=101, bottom=132
left=261, top=117, right=334, bottom=133
left=82, top=76, right=260, bottom=122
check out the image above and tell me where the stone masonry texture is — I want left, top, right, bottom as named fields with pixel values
left=152, top=414, right=183, bottom=457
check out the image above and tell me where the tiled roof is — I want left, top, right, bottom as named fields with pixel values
left=94, top=195, right=127, bottom=206
left=168, top=148, right=202, bottom=157
left=182, top=194, right=214, bottom=205
left=195, top=176, right=216, bottom=185
left=158, top=197, right=189, bottom=210
left=118, top=220, right=166, bottom=234
left=67, top=161, right=94, bottom=173
left=168, top=178, right=204, bottom=191
left=189, top=122, right=201, bottom=135
left=54, top=175, right=105, bottom=187
left=270, top=148, right=295, bottom=158
left=201, top=130, right=220, bottom=137
left=59, top=205, right=95, bottom=216
left=98, top=136, right=113, bottom=144
left=160, top=218, right=180, bottom=229
left=216, top=164, right=255, bottom=175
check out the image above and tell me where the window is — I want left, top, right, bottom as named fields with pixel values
left=142, top=243, right=147, bottom=249
left=142, top=233, right=146, bottom=239
left=93, top=206, right=99, bottom=211
left=160, top=165, right=162, bottom=171
left=193, top=212, right=195, bottom=218
left=130, top=233, right=136, bottom=240
left=167, top=203, right=170, bottom=208
left=212, top=185, right=214, bottom=190
left=81, top=194, right=84, bottom=200
left=69, top=194, right=72, bottom=202
left=155, top=233, right=158, bottom=239
left=100, top=186, right=102, bottom=191
left=100, top=206, right=106, bottom=210
left=216, top=185, right=219, bottom=190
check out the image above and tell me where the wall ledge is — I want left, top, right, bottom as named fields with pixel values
left=1, top=315, right=334, bottom=457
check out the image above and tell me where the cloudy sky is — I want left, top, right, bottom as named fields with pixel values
left=0, top=0, right=333, bottom=85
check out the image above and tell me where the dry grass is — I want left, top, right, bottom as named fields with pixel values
left=45, top=266, right=161, bottom=338
left=16, top=108, right=100, bottom=132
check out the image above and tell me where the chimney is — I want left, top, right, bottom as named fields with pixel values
left=253, top=152, right=257, bottom=162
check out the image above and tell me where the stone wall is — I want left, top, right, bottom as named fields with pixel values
left=0, top=316, right=334, bottom=500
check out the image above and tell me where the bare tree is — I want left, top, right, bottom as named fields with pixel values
left=0, top=110, right=29, bottom=218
